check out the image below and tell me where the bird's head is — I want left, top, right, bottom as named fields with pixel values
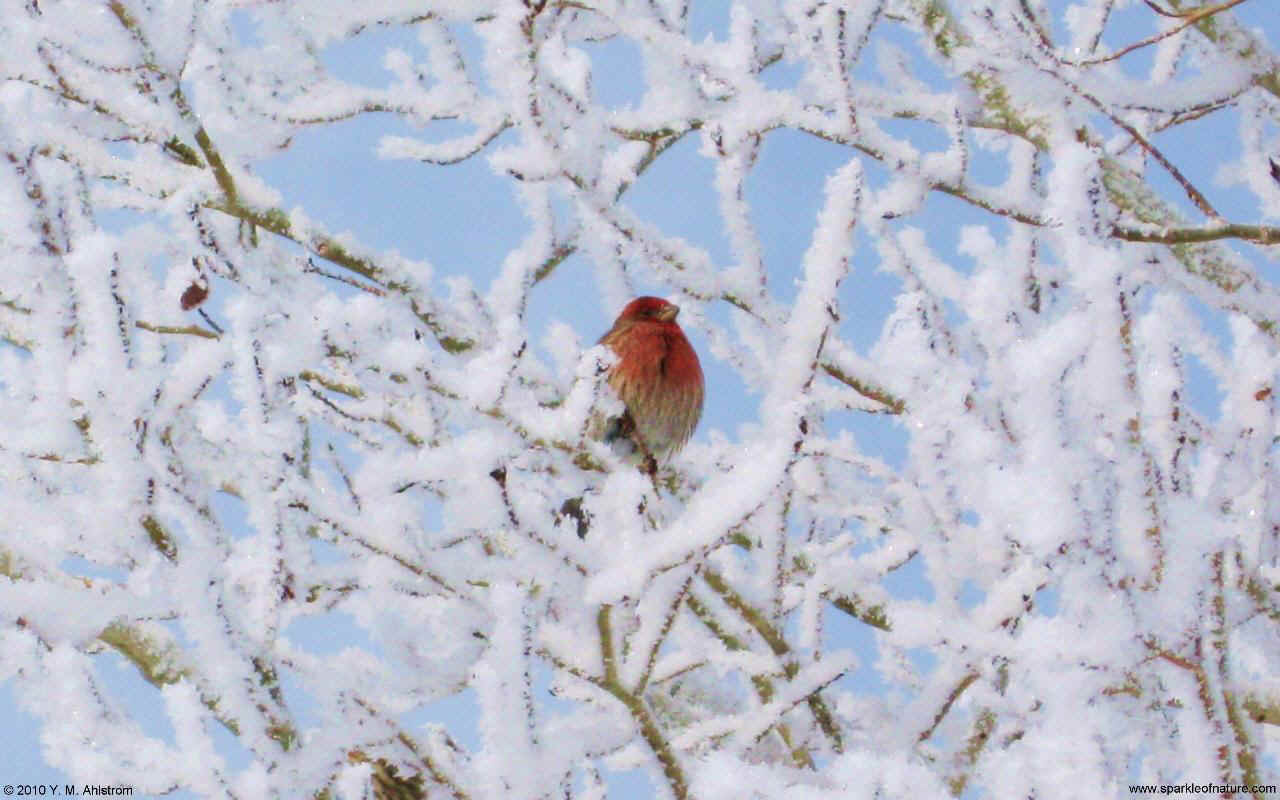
left=618, top=296, right=680, bottom=324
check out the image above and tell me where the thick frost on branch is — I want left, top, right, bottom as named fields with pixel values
left=0, top=1, right=1276, bottom=798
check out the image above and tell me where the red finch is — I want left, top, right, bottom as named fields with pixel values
left=597, top=296, right=704, bottom=463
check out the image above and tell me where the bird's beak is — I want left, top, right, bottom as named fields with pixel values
left=657, top=304, right=679, bottom=322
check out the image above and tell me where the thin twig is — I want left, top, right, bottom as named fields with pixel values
left=597, top=606, right=690, bottom=800
left=135, top=320, right=220, bottom=339
left=1071, top=0, right=1248, bottom=66
left=1018, top=21, right=1222, bottom=219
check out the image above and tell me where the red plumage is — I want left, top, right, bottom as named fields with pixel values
left=598, top=296, right=705, bottom=462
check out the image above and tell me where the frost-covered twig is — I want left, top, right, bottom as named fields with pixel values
left=1069, top=0, right=1249, bottom=66
left=597, top=605, right=690, bottom=799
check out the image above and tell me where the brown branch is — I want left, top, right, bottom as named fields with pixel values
left=1110, top=222, right=1280, bottom=245
left=635, top=569, right=699, bottom=694
left=1071, top=0, right=1249, bottom=66
left=1101, top=107, right=1219, bottom=219
left=683, top=592, right=819, bottom=766
left=1028, top=56, right=1221, bottom=219
left=135, top=320, right=220, bottom=339
left=917, top=671, right=980, bottom=743
left=829, top=592, right=892, bottom=631
left=1148, top=640, right=1238, bottom=787
left=1242, top=695, right=1280, bottom=726
left=700, top=569, right=845, bottom=754
left=349, top=695, right=472, bottom=800
left=819, top=362, right=906, bottom=415
left=299, top=370, right=365, bottom=400
left=302, top=260, right=387, bottom=296
left=597, top=605, right=690, bottom=800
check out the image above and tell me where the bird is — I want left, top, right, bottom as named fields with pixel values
left=596, top=296, right=705, bottom=466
